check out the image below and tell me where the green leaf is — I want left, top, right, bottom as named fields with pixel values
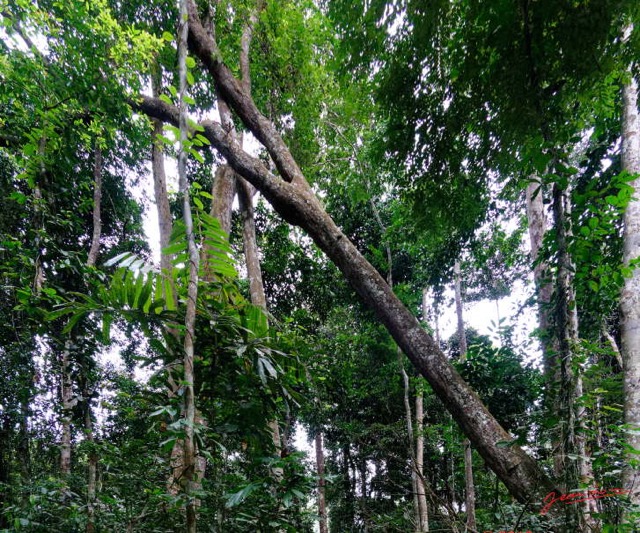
left=188, top=147, right=204, bottom=164
left=163, top=241, right=186, bottom=256
left=186, top=56, right=196, bottom=69
left=225, top=483, right=262, bottom=508
left=104, top=252, right=133, bottom=268
left=605, top=195, right=618, bottom=207
left=102, top=312, right=112, bottom=343
left=162, top=31, right=174, bottom=42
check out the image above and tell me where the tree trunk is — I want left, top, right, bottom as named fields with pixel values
left=138, top=7, right=561, bottom=502
left=178, top=5, right=199, bottom=531
left=238, top=180, right=267, bottom=309
left=525, top=180, right=555, bottom=372
left=85, top=393, right=97, bottom=533
left=316, top=432, right=328, bottom=533
left=415, top=387, right=429, bottom=532
left=453, top=261, right=476, bottom=532
left=463, top=440, right=476, bottom=533
left=18, top=399, right=30, bottom=481
left=85, top=143, right=102, bottom=533
left=60, top=341, right=74, bottom=477
left=552, top=183, right=598, bottom=529
left=369, top=187, right=427, bottom=532
left=454, top=261, right=467, bottom=358
left=87, top=145, right=102, bottom=268
left=151, top=73, right=174, bottom=280
left=622, top=73, right=640, bottom=513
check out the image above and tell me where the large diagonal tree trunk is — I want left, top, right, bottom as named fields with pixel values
left=137, top=91, right=555, bottom=511
left=622, top=73, right=640, bottom=513
left=135, top=1, right=560, bottom=506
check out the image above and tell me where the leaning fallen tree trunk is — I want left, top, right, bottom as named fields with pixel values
left=135, top=92, right=555, bottom=509
left=133, top=0, right=558, bottom=507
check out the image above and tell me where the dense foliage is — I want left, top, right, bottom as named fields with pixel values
left=1, top=0, right=639, bottom=531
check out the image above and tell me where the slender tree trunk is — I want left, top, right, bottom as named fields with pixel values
left=316, top=432, right=328, bottom=533
left=151, top=73, right=174, bottom=279
left=18, top=399, right=30, bottom=481
left=84, top=394, right=97, bottom=533
left=60, top=341, right=74, bottom=476
left=415, top=387, right=429, bottom=532
left=233, top=3, right=284, bottom=490
left=622, top=73, right=640, bottom=513
left=238, top=180, right=267, bottom=309
left=85, top=143, right=103, bottom=533
left=454, top=261, right=467, bottom=358
left=139, top=9, right=562, bottom=502
left=150, top=63, right=195, bottom=501
left=552, top=183, right=598, bottom=530
left=463, top=440, right=476, bottom=533
left=178, top=5, right=199, bottom=531
left=526, top=179, right=564, bottom=478
left=87, top=146, right=102, bottom=267
left=369, top=191, right=427, bottom=531
left=525, top=180, right=558, bottom=393
left=453, top=261, right=476, bottom=532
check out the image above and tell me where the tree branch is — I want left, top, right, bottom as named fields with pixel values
left=185, top=0, right=305, bottom=185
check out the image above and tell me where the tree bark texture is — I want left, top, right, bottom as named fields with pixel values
left=552, top=184, right=598, bottom=529
left=85, top=145, right=102, bottom=532
left=177, top=5, right=199, bottom=531
left=60, top=341, right=75, bottom=476
left=135, top=3, right=560, bottom=506
left=463, top=439, right=476, bottom=533
left=85, top=393, right=97, bottom=533
left=315, top=432, right=328, bottom=533
left=152, top=119, right=174, bottom=276
left=453, top=262, right=476, bottom=532
left=453, top=261, right=467, bottom=359
left=415, top=387, right=429, bottom=532
left=525, top=180, right=556, bottom=377
left=622, top=74, right=640, bottom=510
left=87, top=145, right=102, bottom=268
left=238, top=180, right=267, bottom=309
